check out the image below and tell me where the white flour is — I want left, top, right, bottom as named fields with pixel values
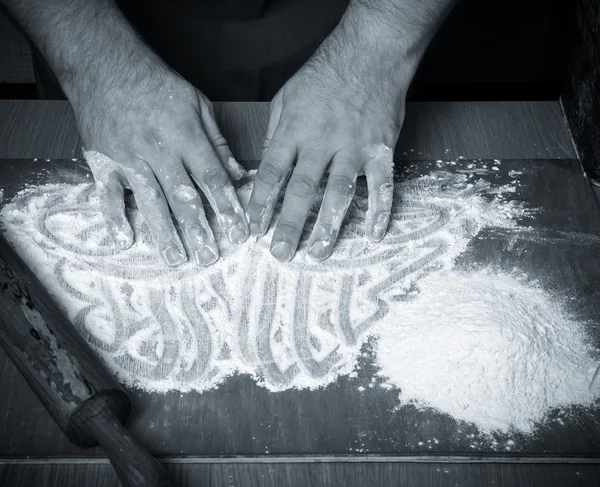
left=376, top=269, right=598, bottom=434
left=1, top=166, right=598, bottom=435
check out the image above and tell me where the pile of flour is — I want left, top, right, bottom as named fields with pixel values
left=1, top=165, right=598, bottom=435
left=376, top=268, right=598, bottom=434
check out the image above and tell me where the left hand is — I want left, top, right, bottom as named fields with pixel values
left=246, top=33, right=412, bottom=262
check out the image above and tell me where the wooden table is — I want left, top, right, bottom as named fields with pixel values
left=2, top=100, right=600, bottom=487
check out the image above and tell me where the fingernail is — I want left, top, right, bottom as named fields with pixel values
left=377, top=212, right=390, bottom=228
left=249, top=221, right=262, bottom=236
left=371, top=214, right=389, bottom=242
left=195, top=246, right=218, bottom=266
left=164, top=246, right=187, bottom=267
left=308, top=241, right=330, bottom=261
left=115, top=228, right=133, bottom=250
left=227, top=156, right=246, bottom=181
left=371, top=226, right=385, bottom=242
left=271, top=241, right=292, bottom=262
left=230, top=224, right=249, bottom=244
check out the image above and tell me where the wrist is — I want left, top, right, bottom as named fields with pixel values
left=308, top=5, right=420, bottom=95
left=343, top=3, right=429, bottom=74
left=58, top=23, right=156, bottom=102
left=323, top=0, right=457, bottom=85
left=63, top=43, right=168, bottom=109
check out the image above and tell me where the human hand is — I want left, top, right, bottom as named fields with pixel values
left=247, top=38, right=411, bottom=262
left=78, top=63, right=248, bottom=267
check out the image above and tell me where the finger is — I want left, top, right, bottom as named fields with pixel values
left=95, top=174, right=134, bottom=250
left=247, top=134, right=297, bottom=237
left=152, top=162, right=219, bottom=267
left=307, top=154, right=361, bottom=261
left=184, top=145, right=249, bottom=245
left=262, top=91, right=284, bottom=159
left=223, top=154, right=247, bottom=182
left=201, top=99, right=246, bottom=181
left=269, top=150, right=329, bottom=262
left=364, top=145, right=395, bottom=242
left=122, top=162, right=187, bottom=267
left=85, top=152, right=134, bottom=250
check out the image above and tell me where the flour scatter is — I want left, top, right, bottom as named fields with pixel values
left=6, top=168, right=592, bottom=437
left=2, top=173, right=518, bottom=392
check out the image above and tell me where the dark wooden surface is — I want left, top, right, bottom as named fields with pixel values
left=2, top=461, right=600, bottom=487
left=0, top=102, right=597, bottom=486
left=0, top=101, right=576, bottom=161
left=1, top=157, right=599, bottom=461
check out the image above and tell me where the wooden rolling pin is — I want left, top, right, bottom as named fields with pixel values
left=0, top=233, right=173, bottom=487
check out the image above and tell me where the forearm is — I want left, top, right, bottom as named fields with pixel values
left=352, top=0, right=458, bottom=54
left=0, top=0, right=163, bottom=103
left=311, top=0, right=458, bottom=87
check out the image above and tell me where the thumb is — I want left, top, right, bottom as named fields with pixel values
left=262, top=90, right=284, bottom=159
left=199, top=97, right=247, bottom=181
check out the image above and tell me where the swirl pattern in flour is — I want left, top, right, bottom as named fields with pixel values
left=0, top=172, right=521, bottom=392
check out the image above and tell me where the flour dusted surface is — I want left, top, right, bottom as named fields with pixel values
left=1, top=167, right=598, bottom=435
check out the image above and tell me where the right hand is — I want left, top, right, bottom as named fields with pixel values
left=74, top=62, right=248, bottom=267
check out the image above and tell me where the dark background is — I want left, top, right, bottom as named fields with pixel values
left=411, top=0, right=576, bottom=100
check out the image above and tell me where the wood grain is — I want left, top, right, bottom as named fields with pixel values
left=0, top=101, right=80, bottom=159
left=0, top=101, right=577, bottom=161
left=1, top=461, right=600, bottom=487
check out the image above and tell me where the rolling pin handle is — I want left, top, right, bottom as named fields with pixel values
left=84, top=407, right=173, bottom=487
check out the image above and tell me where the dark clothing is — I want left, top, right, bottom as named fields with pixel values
left=33, top=0, right=349, bottom=101
left=115, top=0, right=349, bottom=100
left=32, top=0, right=575, bottom=102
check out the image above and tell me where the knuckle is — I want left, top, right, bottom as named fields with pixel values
left=186, top=223, right=212, bottom=246
left=144, top=186, right=162, bottom=202
left=246, top=202, right=266, bottom=219
left=210, top=133, right=228, bottom=148
left=377, top=182, right=395, bottom=203
left=122, top=158, right=151, bottom=178
left=190, top=141, right=213, bottom=162
left=178, top=120, right=203, bottom=140
left=200, top=165, right=229, bottom=190
left=287, top=173, right=317, bottom=197
left=379, top=182, right=394, bottom=193
left=129, top=174, right=163, bottom=202
left=277, top=219, right=300, bottom=235
left=328, top=174, right=356, bottom=198
left=257, top=162, right=285, bottom=186
left=140, top=129, right=164, bottom=148
left=216, top=207, right=239, bottom=223
left=264, top=136, right=287, bottom=153
left=94, top=169, right=120, bottom=188
left=172, top=184, right=199, bottom=203
left=313, top=222, right=334, bottom=235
